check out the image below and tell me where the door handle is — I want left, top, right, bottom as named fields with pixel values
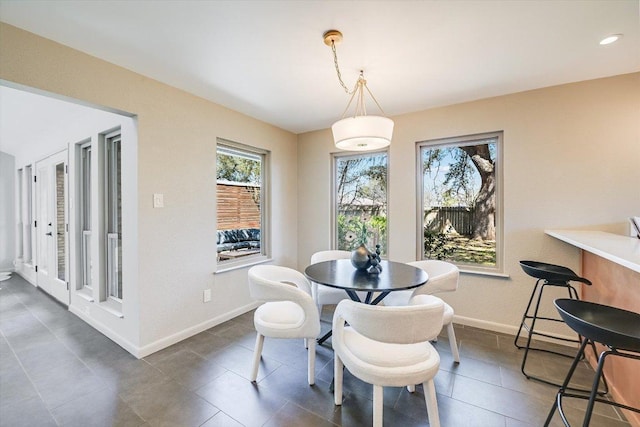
left=46, top=232, right=53, bottom=236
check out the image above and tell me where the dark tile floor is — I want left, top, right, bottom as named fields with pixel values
left=0, top=274, right=631, bottom=426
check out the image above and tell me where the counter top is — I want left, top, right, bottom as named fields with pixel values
left=545, top=230, right=640, bottom=274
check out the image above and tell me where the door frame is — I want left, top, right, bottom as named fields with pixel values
left=35, top=149, right=69, bottom=305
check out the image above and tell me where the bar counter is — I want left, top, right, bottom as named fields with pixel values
left=546, top=229, right=640, bottom=426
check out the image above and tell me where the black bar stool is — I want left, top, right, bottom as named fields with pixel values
left=515, top=261, right=594, bottom=387
left=545, top=299, right=640, bottom=427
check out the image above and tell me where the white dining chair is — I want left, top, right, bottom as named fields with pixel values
left=383, top=260, right=461, bottom=363
left=332, top=295, right=445, bottom=427
left=247, top=265, right=321, bottom=385
left=309, top=250, right=358, bottom=318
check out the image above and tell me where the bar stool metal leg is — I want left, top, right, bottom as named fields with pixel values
left=515, top=280, right=582, bottom=386
left=546, top=343, right=640, bottom=427
left=544, top=338, right=590, bottom=426
left=546, top=299, right=640, bottom=427
left=583, top=349, right=640, bottom=427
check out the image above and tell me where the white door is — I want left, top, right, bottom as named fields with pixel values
left=35, top=150, right=69, bottom=305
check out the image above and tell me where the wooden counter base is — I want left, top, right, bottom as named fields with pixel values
left=582, top=251, right=640, bottom=426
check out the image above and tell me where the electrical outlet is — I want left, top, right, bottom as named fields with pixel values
left=203, top=289, right=212, bottom=303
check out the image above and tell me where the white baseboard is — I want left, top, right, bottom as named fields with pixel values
left=69, top=301, right=260, bottom=359
left=136, top=301, right=261, bottom=358
left=453, top=314, right=576, bottom=347
left=15, top=268, right=37, bottom=287
left=69, top=305, right=140, bottom=356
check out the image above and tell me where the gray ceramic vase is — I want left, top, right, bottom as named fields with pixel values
left=351, top=243, right=372, bottom=271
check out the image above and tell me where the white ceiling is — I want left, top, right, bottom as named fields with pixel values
left=0, top=0, right=638, bottom=154
left=0, top=85, right=126, bottom=161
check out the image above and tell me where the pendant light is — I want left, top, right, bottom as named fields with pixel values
left=324, top=30, right=394, bottom=151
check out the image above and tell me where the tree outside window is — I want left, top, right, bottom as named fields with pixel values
left=418, top=132, right=502, bottom=272
left=334, top=152, right=388, bottom=256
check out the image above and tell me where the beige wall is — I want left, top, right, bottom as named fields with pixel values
left=298, top=72, right=640, bottom=334
left=0, top=23, right=298, bottom=356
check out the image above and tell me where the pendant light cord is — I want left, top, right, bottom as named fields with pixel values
left=330, top=40, right=355, bottom=95
left=330, top=39, right=387, bottom=118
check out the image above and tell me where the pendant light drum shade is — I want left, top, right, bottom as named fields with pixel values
left=332, top=115, right=394, bottom=151
left=324, top=30, right=394, bottom=152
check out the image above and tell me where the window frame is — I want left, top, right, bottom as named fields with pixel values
left=215, top=138, right=270, bottom=271
left=104, top=130, right=122, bottom=302
left=16, top=168, right=24, bottom=260
left=331, top=149, right=389, bottom=256
left=416, top=131, right=504, bottom=276
left=79, top=141, right=92, bottom=290
left=22, top=164, right=35, bottom=266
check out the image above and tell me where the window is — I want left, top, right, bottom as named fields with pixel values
left=55, top=162, right=67, bottom=282
left=417, top=131, right=503, bottom=274
left=74, top=129, right=126, bottom=311
left=17, top=168, right=24, bottom=259
left=79, top=142, right=92, bottom=289
left=216, top=139, right=268, bottom=264
left=334, top=151, right=388, bottom=256
left=22, top=165, right=34, bottom=265
left=104, top=131, right=122, bottom=300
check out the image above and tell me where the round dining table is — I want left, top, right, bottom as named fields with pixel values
left=304, top=259, right=429, bottom=344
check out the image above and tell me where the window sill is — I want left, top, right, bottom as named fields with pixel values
left=98, top=299, right=124, bottom=318
left=459, top=268, right=510, bottom=279
left=215, top=255, right=272, bottom=274
left=76, top=288, right=94, bottom=303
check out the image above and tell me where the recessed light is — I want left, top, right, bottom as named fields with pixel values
left=600, top=34, right=623, bottom=45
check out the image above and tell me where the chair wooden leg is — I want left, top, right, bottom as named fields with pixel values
left=251, top=333, right=264, bottom=382
left=334, top=356, right=344, bottom=405
left=373, top=385, right=384, bottom=427
left=307, top=339, right=316, bottom=385
left=447, top=322, right=460, bottom=363
left=423, top=379, right=441, bottom=427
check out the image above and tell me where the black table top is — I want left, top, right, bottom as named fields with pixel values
left=304, top=259, right=428, bottom=292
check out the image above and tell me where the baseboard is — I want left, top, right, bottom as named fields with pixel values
left=72, top=301, right=260, bottom=359
left=136, top=301, right=261, bottom=358
left=69, top=305, right=140, bottom=356
left=15, top=268, right=37, bottom=287
left=453, top=314, right=576, bottom=347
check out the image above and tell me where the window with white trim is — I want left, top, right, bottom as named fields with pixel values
left=21, top=165, right=34, bottom=266
left=417, top=131, right=503, bottom=274
left=333, top=151, right=388, bottom=256
left=216, top=139, right=269, bottom=265
left=17, top=168, right=24, bottom=259
left=104, top=131, right=122, bottom=300
left=79, top=142, right=92, bottom=289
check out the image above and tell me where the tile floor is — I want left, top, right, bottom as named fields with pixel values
left=0, top=274, right=632, bottom=426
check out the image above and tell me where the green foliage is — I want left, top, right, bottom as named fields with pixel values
left=422, top=146, right=482, bottom=208
left=423, top=229, right=453, bottom=260
left=335, top=152, right=388, bottom=255
left=443, top=149, right=475, bottom=205
left=216, top=153, right=261, bottom=184
left=337, top=214, right=387, bottom=255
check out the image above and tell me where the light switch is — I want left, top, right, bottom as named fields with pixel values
left=153, top=193, right=164, bottom=208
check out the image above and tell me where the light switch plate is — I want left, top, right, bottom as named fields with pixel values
left=203, top=289, right=212, bottom=303
left=153, top=193, right=164, bottom=208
